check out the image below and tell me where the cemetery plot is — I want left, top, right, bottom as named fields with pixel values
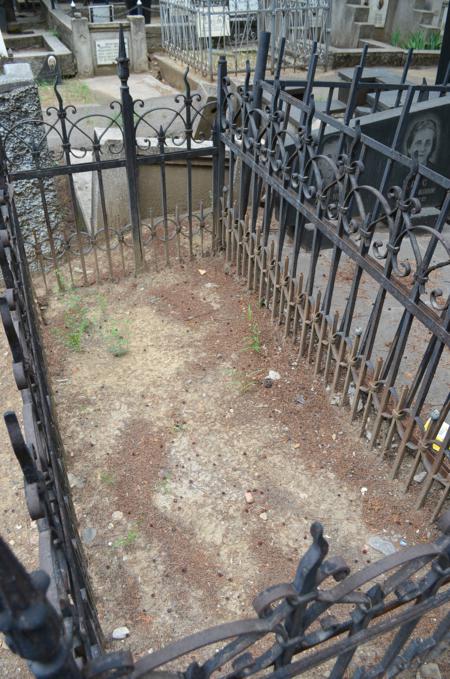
left=31, top=257, right=442, bottom=662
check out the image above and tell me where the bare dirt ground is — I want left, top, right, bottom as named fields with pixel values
left=1, top=257, right=448, bottom=676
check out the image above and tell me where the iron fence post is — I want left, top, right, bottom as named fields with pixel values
left=238, top=31, right=270, bottom=221
left=117, top=24, right=144, bottom=274
left=0, top=537, right=83, bottom=679
left=437, top=3, right=450, bottom=84
left=207, top=0, right=213, bottom=81
left=213, top=55, right=227, bottom=251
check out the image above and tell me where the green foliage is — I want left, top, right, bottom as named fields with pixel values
left=427, top=32, right=442, bottom=51
left=100, top=471, right=115, bottom=485
left=38, top=78, right=95, bottom=109
left=60, top=292, right=90, bottom=352
left=113, top=528, right=139, bottom=548
left=391, top=29, right=442, bottom=51
left=245, top=304, right=262, bottom=353
left=391, top=29, right=401, bottom=48
left=103, top=322, right=130, bottom=357
left=54, top=287, right=131, bottom=358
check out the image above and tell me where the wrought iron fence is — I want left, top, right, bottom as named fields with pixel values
left=0, top=151, right=103, bottom=673
left=159, top=0, right=331, bottom=79
left=215, top=44, right=450, bottom=519
left=2, top=29, right=450, bottom=679
left=0, top=26, right=218, bottom=288
left=0, top=24, right=449, bottom=528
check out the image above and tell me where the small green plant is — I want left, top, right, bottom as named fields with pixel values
left=104, top=322, right=129, bottom=357
left=57, top=292, right=90, bottom=352
left=100, top=471, right=115, bottom=485
left=113, top=528, right=139, bottom=548
left=245, top=304, right=262, bottom=353
left=390, top=29, right=442, bottom=51
left=427, top=31, right=442, bottom=51
left=391, top=29, right=401, bottom=48
left=225, top=367, right=259, bottom=395
left=405, top=31, right=427, bottom=50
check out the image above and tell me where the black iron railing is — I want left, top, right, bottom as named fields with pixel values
left=215, top=44, right=450, bottom=519
left=2, top=31, right=450, bottom=679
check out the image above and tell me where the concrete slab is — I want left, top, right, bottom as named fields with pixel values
left=80, top=72, right=176, bottom=102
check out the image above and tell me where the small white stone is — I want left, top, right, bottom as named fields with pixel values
left=267, top=370, right=280, bottom=381
left=112, top=626, right=130, bottom=640
left=259, top=512, right=268, bottom=521
left=245, top=491, right=254, bottom=504
left=360, top=486, right=368, bottom=496
left=112, top=511, right=124, bottom=521
left=414, top=471, right=427, bottom=483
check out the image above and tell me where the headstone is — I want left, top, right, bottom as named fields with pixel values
left=196, top=7, right=230, bottom=38
left=89, top=5, right=114, bottom=23
left=95, top=37, right=128, bottom=66
left=368, top=0, right=390, bottom=28
left=317, top=96, right=450, bottom=216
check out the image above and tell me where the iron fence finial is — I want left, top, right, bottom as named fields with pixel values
left=117, top=24, right=129, bottom=84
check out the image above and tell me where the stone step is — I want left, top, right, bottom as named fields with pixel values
left=414, top=0, right=433, bottom=9
left=346, top=3, right=369, bottom=23
left=359, top=38, right=403, bottom=52
left=356, top=22, right=375, bottom=40
left=414, top=8, right=437, bottom=26
left=419, top=23, right=441, bottom=33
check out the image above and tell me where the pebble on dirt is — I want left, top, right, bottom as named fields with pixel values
left=245, top=491, right=254, bottom=504
left=112, top=626, right=130, bottom=640
left=267, top=370, right=281, bottom=381
left=416, top=663, right=442, bottom=679
left=413, top=470, right=427, bottom=483
left=112, top=510, right=124, bottom=521
left=81, top=527, right=97, bottom=545
left=368, top=535, right=396, bottom=556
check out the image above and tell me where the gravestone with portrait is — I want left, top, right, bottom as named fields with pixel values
left=316, top=96, right=450, bottom=226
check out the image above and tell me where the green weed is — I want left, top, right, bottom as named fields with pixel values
left=225, top=367, right=259, bottom=395
left=427, top=32, right=442, bottom=51
left=392, top=29, right=442, bottom=51
left=103, top=322, right=130, bottom=357
left=100, top=471, right=115, bottom=485
left=58, top=292, right=90, bottom=352
left=391, top=29, right=401, bottom=47
left=113, top=528, right=139, bottom=548
left=38, top=78, right=95, bottom=109
left=245, top=304, right=262, bottom=353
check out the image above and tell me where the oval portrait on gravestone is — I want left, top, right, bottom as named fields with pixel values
left=402, top=113, right=445, bottom=208
left=403, top=114, right=440, bottom=170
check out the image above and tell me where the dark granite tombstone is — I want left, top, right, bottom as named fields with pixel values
left=316, top=96, right=450, bottom=224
